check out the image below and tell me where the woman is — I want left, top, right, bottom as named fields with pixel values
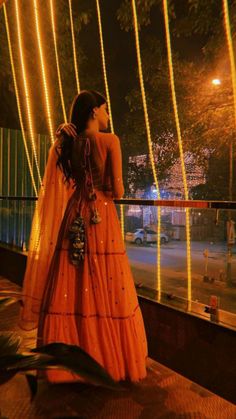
left=22, top=90, right=148, bottom=383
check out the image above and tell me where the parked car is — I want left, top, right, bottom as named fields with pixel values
left=125, top=228, right=169, bottom=245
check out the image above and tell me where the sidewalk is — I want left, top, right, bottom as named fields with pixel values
left=0, top=277, right=235, bottom=419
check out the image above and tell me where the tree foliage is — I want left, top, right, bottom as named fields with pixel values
left=117, top=0, right=236, bottom=198
left=1, top=0, right=236, bottom=198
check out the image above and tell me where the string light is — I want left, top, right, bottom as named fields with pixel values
left=68, top=0, right=80, bottom=93
left=14, top=0, right=42, bottom=186
left=50, top=0, right=67, bottom=122
left=95, top=0, right=124, bottom=239
left=131, top=0, right=161, bottom=298
left=223, top=0, right=236, bottom=126
left=95, top=0, right=114, bottom=133
left=163, top=0, right=192, bottom=308
left=33, top=0, right=54, bottom=145
left=3, top=3, right=38, bottom=196
left=223, top=0, right=236, bottom=201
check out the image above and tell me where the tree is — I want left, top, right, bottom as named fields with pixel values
left=117, top=0, right=236, bottom=198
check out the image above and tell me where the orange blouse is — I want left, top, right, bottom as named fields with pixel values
left=71, top=131, right=124, bottom=199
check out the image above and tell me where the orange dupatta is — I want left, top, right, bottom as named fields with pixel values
left=19, top=140, right=74, bottom=330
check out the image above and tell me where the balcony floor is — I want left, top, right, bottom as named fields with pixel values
left=0, top=276, right=235, bottom=419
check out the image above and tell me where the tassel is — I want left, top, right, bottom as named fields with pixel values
left=68, top=214, right=85, bottom=265
left=91, top=208, right=101, bottom=224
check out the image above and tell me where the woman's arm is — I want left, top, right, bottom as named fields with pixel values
left=108, top=134, right=125, bottom=199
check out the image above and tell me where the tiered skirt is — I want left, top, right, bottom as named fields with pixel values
left=37, top=190, right=148, bottom=382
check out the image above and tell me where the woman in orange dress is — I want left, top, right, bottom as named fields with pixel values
left=25, top=90, right=148, bottom=383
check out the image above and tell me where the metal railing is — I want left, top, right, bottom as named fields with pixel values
left=1, top=195, right=236, bottom=209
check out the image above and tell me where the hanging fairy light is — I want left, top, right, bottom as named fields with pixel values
left=33, top=0, right=55, bottom=145
left=95, top=0, right=114, bottom=133
left=50, top=0, right=67, bottom=122
left=131, top=0, right=161, bottom=298
left=163, top=0, right=192, bottom=309
left=95, top=0, right=124, bottom=239
left=14, top=0, right=42, bottom=186
left=223, top=0, right=236, bottom=203
left=223, top=0, right=236, bottom=127
left=68, top=0, right=80, bottom=93
left=3, top=3, right=38, bottom=196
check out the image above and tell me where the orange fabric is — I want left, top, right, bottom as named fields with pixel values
left=22, top=131, right=148, bottom=382
left=19, top=140, right=74, bottom=330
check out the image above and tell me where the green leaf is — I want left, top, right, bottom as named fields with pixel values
left=0, top=297, right=19, bottom=312
left=0, top=353, right=53, bottom=370
left=31, top=343, right=122, bottom=390
left=0, top=333, right=21, bottom=356
left=0, top=333, right=22, bottom=385
left=0, top=337, right=123, bottom=389
left=0, top=352, right=52, bottom=387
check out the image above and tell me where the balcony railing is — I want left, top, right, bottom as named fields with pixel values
left=1, top=195, right=236, bottom=208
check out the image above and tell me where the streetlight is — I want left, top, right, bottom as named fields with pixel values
left=212, top=78, right=221, bottom=86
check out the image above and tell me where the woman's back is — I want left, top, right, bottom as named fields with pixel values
left=71, top=130, right=124, bottom=199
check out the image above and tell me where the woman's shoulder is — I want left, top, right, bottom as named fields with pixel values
left=84, top=130, right=120, bottom=151
left=83, top=129, right=116, bottom=140
left=97, top=132, right=120, bottom=148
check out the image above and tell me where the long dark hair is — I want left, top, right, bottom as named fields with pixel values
left=56, top=90, right=106, bottom=183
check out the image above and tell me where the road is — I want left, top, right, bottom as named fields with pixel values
left=125, top=241, right=236, bottom=313
left=126, top=241, right=235, bottom=277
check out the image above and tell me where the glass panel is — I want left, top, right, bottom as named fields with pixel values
left=190, top=208, right=236, bottom=315
left=121, top=203, right=236, bottom=327
left=160, top=206, right=188, bottom=303
left=124, top=204, right=158, bottom=294
left=0, top=128, right=50, bottom=199
left=1, top=199, right=236, bottom=329
left=0, top=199, right=36, bottom=250
left=122, top=204, right=189, bottom=306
